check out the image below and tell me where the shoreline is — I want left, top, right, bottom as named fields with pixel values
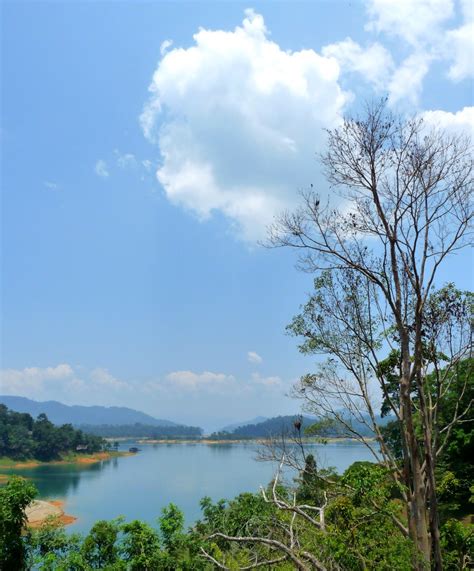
left=136, top=436, right=375, bottom=445
left=26, top=499, right=76, bottom=528
left=0, top=450, right=133, bottom=470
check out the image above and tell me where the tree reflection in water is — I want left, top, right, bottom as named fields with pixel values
left=3, top=458, right=111, bottom=498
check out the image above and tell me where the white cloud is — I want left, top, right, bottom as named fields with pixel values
left=322, top=38, right=394, bottom=90
left=160, top=39, right=173, bottom=56
left=165, top=370, right=235, bottom=391
left=420, top=106, right=474, bottom=136
left=114, top=150, right=138, bottom=169
left=365, top=0, right=454, bottom=47
left=247, top=351, right=263, bottom=364
left=43, top=181, right=60, bottom=191
left=388, top=52, right=432, bottom=106
left=95, top=159, right=109, bottom=178
left=445, top=21, right=474, bottom=81
left=460, top=0, right=473, bottom=21
left=90, top=367, right=129, bottom=390
left=94, top=153, right=149, bottom=180
left=0, top=364, right=74, bottom=396
left=141, top=9, right=348, bottom=240
left=363, top=0, right=472, bottom=103
left=251, top=372, right=282, bottom=388
left=0, top=364, right=130, bottom=401
left=148, top=367, right=285, bottom=396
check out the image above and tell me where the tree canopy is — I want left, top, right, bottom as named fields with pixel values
left=0, top=405, right=105, bottom=461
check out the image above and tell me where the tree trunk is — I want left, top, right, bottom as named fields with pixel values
left=400, top=343, right=431, bottom=569
left=414, top=307, right=443, bottom=571
left=426, top=449, right=443, bottom=571
left=417, top=367, right=443, bottom=570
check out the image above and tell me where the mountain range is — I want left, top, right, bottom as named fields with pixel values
left=0, top=396, right=177, bottom=427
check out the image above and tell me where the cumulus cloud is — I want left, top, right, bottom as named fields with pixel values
left=90, top=367, right=129, bottom=389
left=251, top=372, right=282, bottom=388
left=388, top=52, right=432, bottom=106
left=0, top=364, right=130, bottom=401
left=363, top=0, right=472, bottom=102
left=140, top=7, right=472, bottom=237
left=365, top=0, right=454, bottom=47
left=165, top=370, right=235, bottom=391
left=141, top=9, right=348, bottom=240
left=0, top=364, right=74, bottom=396
left=420, top=106, right=474, bottom=136
left=444, top=1, right=474, bottom=81
left=445, top=23, right=474, bottom=81
left=247, top=351, right=263, bottom=364
left=322, top=38, right=394, bottom=90
left=144, top=367, right=285, bottom=398
left=95, top=159, right=109, bottom=178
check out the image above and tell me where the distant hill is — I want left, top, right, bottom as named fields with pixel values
left=79, top=423, right=202, bottom=438
left=212, top=413, right=390, bottom=439
left=0, top=396, right=177, bottom=427
left=227, top=415, right=316, bottom=438
left=221, top=416, right=268, bottom=432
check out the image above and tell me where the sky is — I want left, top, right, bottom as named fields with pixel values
left=1, top=0, right=473, bottom=431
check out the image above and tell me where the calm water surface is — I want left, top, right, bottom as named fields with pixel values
left=5, top=441, right=374, bottom=533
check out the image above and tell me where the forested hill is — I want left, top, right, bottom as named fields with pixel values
left=239, top=415, right=314, bottom=437
left=221, top=416, right=268, bottom=432
left=0, top=396, right=176, bottom=427
left=211, top=414, right=388, bottom=439
left=210, top=415, right=316, bottom=439
left=79, top=423, right=202, bottom=438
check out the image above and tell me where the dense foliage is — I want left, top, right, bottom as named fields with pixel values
left=379, top=357, right=474, bottom=520
left=0, top=405, right=105, bottom=461
left=77, top=423, right=202, bottom=439
left=0, top=476, right=37, bottom=570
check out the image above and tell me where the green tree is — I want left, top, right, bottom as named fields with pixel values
left=440, top=519, right=474, bottom=570
left=0, top=476, right=37, bottom=570
left=120, top=520, right=161, bottom=570
left=158, top=503, right=184, bottom=551
left=81, top=518, right=123, bottom=569
left=0, top=405, right=106, bottom=461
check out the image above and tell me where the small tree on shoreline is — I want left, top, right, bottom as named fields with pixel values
left=268, top=99, right=473, bottom=570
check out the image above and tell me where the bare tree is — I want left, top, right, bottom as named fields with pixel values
left=268, top=99, right=473, bottom=570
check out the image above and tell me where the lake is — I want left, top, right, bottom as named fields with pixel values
left=5, top=440, right=375, bottom=533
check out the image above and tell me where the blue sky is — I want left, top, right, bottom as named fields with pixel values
left=1, top=0, right=473, bottom=430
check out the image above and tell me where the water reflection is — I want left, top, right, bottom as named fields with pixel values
left=3, top=457, right=111, bottom=498
left=207, top=443, right=235, bottom=453
left=1, top=442, right=376, bottom=533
